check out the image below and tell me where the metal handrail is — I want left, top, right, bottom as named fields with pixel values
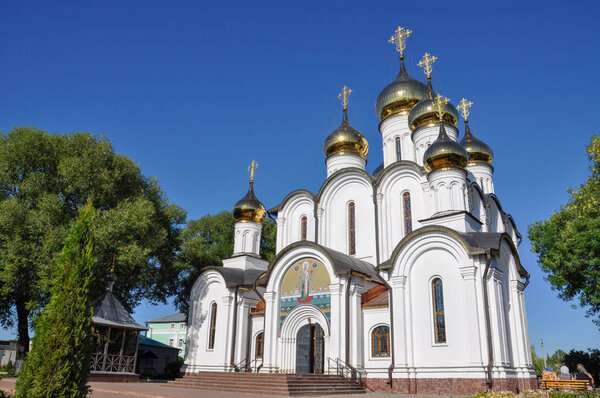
left=325, top=357, right=363, bottom=388
left=247, top=359, right=260, bottom=373
left=229, top=358, right=247, bottom=372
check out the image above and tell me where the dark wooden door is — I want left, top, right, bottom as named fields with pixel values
left=313, top=324, right=324, bottom=374
left=296, top=324, right=312, bottom=374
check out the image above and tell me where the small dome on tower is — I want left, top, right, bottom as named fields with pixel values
left=324, top=86, right=368, bottom=160
left=233, top=183, right=266, bottom=224
left=233, top=161, right=266, bottom=224
left=376, top=58, right=428, bottom=121
left=460, top=122, right=493, bottom=165
left=408, top=80, right=458, bottom=131
left=423, top=123, right=468, bottom=172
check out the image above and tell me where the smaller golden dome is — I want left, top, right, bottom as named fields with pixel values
left=323, top=109, right=369, bottom=160
left=376, top=58, right=428, bottom=121
left=423, top=123, right=468, bottom=172
left=233, top=183, right=266, bottom=224
left=459, top=122, right=493, bottom=165
left=408, top=80, right=458, bottom=131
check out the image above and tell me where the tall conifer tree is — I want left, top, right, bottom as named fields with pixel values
left=16, top=203, right=97, bottom=398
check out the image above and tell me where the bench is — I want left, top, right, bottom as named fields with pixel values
left=541, top=379, right=590, bottom=391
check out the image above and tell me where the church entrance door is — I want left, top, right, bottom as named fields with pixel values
left=295, top=323, right=324, bottom=374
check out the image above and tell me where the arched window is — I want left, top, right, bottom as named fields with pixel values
left=255, top=332, right=264, bottom=359
left=403, top=192, right=412, bottom=234
left=432, top=278, right=446, bottom=343
left=300, top=216, right=307, bottom=241
left=348, top=202, right=356, bottom=255
left=208, top=302, right=218, bottom=349
left=371, top=325, right=390, bottom=358
left=395, top=137, right=402, bottom=162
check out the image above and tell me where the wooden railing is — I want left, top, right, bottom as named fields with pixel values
left=91, top=353, right=136, bottom=373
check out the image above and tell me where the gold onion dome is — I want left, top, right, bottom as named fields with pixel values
left=460, top=121, right=493, bottom=165
left=423, top=123, right=468, bottom=172
left=233, top=182, right=266, bottom=224
left=408, top=79, right=458, bottom=131
left=324, top=91, right=369, bottom=160
left=376, top=57, right=428, bottom=121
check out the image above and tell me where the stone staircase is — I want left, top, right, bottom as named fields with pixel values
left=163, top=371, right=366, bottom=395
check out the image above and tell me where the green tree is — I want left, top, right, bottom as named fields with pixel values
left=15, top=203, right=96, bottom=398
left=564, top=348, right=599, bottom=386
left=174, top=211, right=276, bottom=313
left=528, top=134, right=600, bottom=327
left=0, top=127, right=186, bottom=352
left=530, top=345, right=545, bottom=375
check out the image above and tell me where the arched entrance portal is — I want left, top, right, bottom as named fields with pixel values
left=295, top=323, right=324, bottom=374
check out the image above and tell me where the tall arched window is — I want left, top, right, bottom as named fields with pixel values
left=300, top=216, right=307, bottom=241
left=371, top=325, right=390, bottom=357
left=208, top=302, right=218, bottom=349
left=403, top=192, right=412, bottom=234
left=255, top=332, right=264, bottom=359
left=395, top=136, right=402, bottom=162
left=348, top=202, right=356, bottom=255
left=432, top=278, right=446, bottom=343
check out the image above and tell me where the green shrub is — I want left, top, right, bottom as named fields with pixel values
left=15, top=203, right=97, bottom=398
left=4, top=361, right=13, bottom=374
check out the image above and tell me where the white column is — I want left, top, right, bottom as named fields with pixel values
left=390, top=276, right=407, bottom=369
left=329, top=283, right=343, bottom=361
left=222, top=295, right=234, bottom=369
left=261, top=291, right=278, bottom=372
left=459, top=266, right=484, bottom=365
left=350, top=284, right=366, bottom=368
left=275, top=217, right=285, bottom=253
left=317, top=207, right=324, bottom=246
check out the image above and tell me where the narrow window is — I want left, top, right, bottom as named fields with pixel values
left=395, top=137, right=402, bottom=162
left=169, top=338, right=174, bottom=347
left=300, top=216, right=307, bottom=241
left=348, top=202, right=356, bottom=255
left=371, top=325, right=390, bottom=358
left=255, top=332, right=264, bottom=359
left=403, top=192, right=412, bottom=235
left=432, top=278, right=446, bottom=343
left=208, top=303, right=218, bottom=349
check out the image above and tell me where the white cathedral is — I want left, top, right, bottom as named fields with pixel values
left=182, top=27, right=537, bottom=395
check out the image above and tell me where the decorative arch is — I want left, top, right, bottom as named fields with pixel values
left=280, top=304, right=331, bottom=338
left=385, top=227, right=472, bottom=278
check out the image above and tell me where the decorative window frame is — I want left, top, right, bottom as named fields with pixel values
left=299, top=215, right=308, bottom=241
left=428, top=275, right=448, bottom=347
left=346, top=201, right=356, bottom=256
left=401, top=190, right=412, bottom=236
left=253, top=330, right=264, bottom=360
left=369, top=323, right=391, bottom=360
left=206, top=301, right=218, bottom=351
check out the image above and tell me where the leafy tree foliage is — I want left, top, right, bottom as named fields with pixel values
left=15, top=203, right=96, bottom=398
left=174, top=211, right=276, bottom=314
left=0, top=127, right=186, bottom=351
left=564, top=348, right=600, bottom=386
left=528, top=135, right=600, bottom=327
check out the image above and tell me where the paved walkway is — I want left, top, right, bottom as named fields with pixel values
left=0, top=378, right=452, bottom=398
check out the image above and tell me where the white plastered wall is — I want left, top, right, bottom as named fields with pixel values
left=276, top=193, right=316, bottom=253
left=318, top=172, right=376, bottom=264
left=362, top=307, right=392, bottom=377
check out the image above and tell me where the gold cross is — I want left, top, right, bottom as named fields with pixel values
left=338, top=86, right=353, bottom=110
left=248, top=160, right=259, bottom=183
left=388, top=26, right=412, bottom=58
left=433, top=94, right=449, bottom=121
left=418, top=52, right=437, bottom=78
left=457, top=98, right=473, bottom=121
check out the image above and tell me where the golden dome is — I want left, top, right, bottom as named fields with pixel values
left=459, top=122, right=493, bottom=165
left=323, top=109, right=369, bottom=160
left=423, top=123, right=468, bottom=172
left=408, top=80, right=458, bottom=131
left=233, top=183, right=266, bottom=224
left=376, top=58, right=428, bottom=121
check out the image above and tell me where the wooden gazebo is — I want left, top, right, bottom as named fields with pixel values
left=90, top=273, right=147, bottom=382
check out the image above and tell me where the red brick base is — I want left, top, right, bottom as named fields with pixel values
left=363, top=377, right=538, bottom=395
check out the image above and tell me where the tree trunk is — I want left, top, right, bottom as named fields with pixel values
left=16, top=300, right=30, bottom=355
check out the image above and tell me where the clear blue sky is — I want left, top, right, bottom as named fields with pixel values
left=1, top=0, right=599, bottom=357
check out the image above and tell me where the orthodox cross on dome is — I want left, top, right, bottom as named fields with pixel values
left=418, top=52, right=437, bottom=79
left=433, top=94, right=449, bottom=121
left=248, top=160, right=259, bottom=184
left=388, top=26, right=412, bottom=58
left=457, top=98, right=473, bottom=122
left=338, top=86, right=353, bottom=111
